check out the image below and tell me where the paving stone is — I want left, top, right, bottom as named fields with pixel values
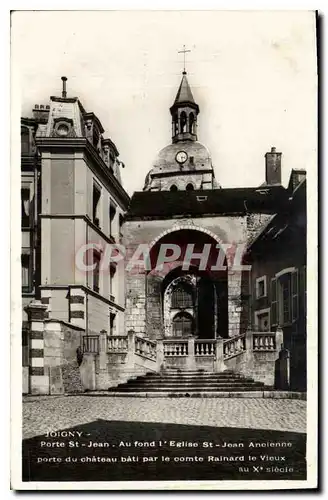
left=23, top=396, right=306, bottom=439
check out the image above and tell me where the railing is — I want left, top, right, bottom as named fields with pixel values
left=135, top=336, right=157, bottom=360
left=107, top=336, right=128, bottom=353
left=195, top=340, right=216, bottom=356
left=223, top=334, right=246, bottom=360
left=253, top=332, right=276, bottom=351
left=83, top=335, right=99, bottom=354
left=163, top=340, right=188, bottom=357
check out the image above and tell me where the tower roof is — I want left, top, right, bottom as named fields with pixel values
left=173, top=72, right=197, bottom=107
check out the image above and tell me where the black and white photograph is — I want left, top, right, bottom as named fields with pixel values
left=10, top=9, right=318, bottom=490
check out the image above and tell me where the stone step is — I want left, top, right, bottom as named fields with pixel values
left=122, top=383, right=265, bottom=389
left=108, top=386, right=270, bottom=392
left=135, top=374, right=250, bottom=381
left=125, top=377, right=261, bottom=384
left=107, top=370, right=270, bottom=394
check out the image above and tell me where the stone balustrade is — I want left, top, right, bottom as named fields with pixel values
left=253, top=332, right=276, bottom=351
left=223, top=334, right=246, bottom=360
left=107, top=336, right=128, bottom=353
left=163, top=340, right=189, bottom=357
left=135, top=336, right=157, bottom=360
left=194, top=340, right=216, bottom=356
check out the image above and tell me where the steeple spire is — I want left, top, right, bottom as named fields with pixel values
left=173, top=72, right=197, bottom=107
left=170, top=72, right=199, bottom=143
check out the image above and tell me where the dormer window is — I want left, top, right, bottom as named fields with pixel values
left=93, top=128, right=99, bottom=149
left=102, top=138, right=120, bottom=169
left=84, top=112, right=105, bottom=152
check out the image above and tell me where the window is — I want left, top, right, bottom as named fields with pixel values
left=21, top=188, right=31, bottom=227
left=186, top=183, right=194, bottom=191
left=22, top=252, right=31, bottom=292
left=271, top=269, right=298, bottom=327
left=280, top=273, right=291, bottom=324
left=93, top=252, right=100, bottom=293
left=109, top=264, right=116, bottom=300
left=172, top=312, right=193, bottom=337
left=256, top=276, right=267, bottom=299
left=170, top=185, right=178, bottom=192
left=172, top=284, right=193, bottom=309
left=92, top=182, right=101, bottom=226
left=173, top=113, right=179, bottom=136
left=109, top=312, right=116, bottom=336
left=254, top=309, right=270, bottom=332
left=109, top=202, right=117, bottom=238
left=93, top=128, right=100, bottom=150
left=180, top=111, right=187, bottom=133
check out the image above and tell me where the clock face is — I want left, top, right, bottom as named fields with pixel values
left=176, top=151, right=188, bottom=164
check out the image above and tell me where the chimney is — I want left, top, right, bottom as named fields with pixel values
left=61, top=76, right=67, bottom=98
left=265, top=146, right=282, bottom=185
left=32, top=104, right=50, bottom=124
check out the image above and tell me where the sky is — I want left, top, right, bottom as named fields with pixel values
left=12, top=10, right=317, bottom=196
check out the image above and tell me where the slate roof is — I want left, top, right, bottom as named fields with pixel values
left=126, top=185, right=289, bottom=220
left=248, top=178, right=306, bottom=254
left=173, top=73, right=196, bottom=106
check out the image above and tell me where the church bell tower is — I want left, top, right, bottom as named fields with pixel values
left=170, top=70, right=199, bottom=143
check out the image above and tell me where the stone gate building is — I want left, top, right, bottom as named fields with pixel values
left=21, top=72, right=307, bottom=395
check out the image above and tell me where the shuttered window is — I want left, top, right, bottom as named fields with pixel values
left=271, top=277, right=277, bottom=327
left=291, top=269, right=299, bottom=322
left=280, top=273, right=291, bottom=325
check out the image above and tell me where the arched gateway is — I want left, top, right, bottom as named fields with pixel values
left=145, top=229, right=228, bottom=340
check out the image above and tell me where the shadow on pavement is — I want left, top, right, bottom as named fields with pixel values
left=23, top=419, right=306, bottom=482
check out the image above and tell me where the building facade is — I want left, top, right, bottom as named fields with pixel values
left=248, top=171, right=307, bottom=390
left=21, top=73, right=307, bottom=395
left=21, top=78, right=130, bottom=394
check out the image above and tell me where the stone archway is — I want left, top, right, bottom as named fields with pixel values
left=148, top=223, right=223, bottom=254
left=145, top=228, right=229, bottom=340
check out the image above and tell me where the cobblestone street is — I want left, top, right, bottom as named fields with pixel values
left=23, top=396, right=306, bottom=439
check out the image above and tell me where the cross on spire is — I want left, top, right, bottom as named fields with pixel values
left=178, top=45, right=191, bottom=74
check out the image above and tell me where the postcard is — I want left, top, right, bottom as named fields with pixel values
left=11, top=9, right=318, bottom=490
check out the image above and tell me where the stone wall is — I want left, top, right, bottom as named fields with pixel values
left=146, top=272, right=163, bottom=339
left=123, top=216, right=249, bottom=339
left=43, top=320, right=84, bottom=394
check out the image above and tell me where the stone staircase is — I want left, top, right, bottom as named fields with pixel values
left=107, top=369, right=273, bottom=396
